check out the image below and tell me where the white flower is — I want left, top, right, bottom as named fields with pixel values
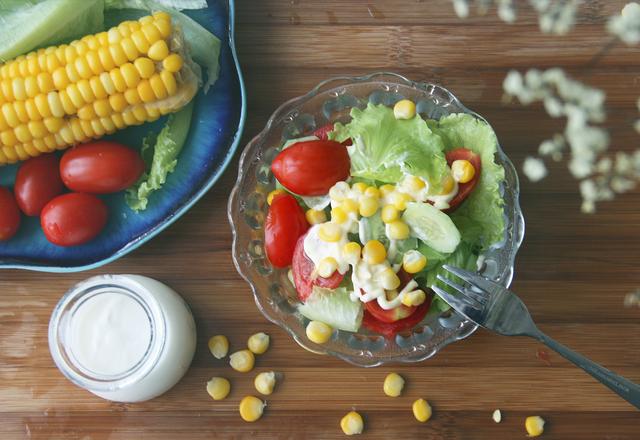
left=452, top=0, right=470, bottom=18
left=608, top=2, right=640, bottom=44
left=503, top=70, right=523, bottom=95
left=522, top=156, right=548, bottom=182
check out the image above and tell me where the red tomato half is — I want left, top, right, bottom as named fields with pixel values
left=0, top=187, right=21, bottom=241
left=312, top=124, right=352, bottom=146
left=60, top=141, right=145, bottom=194
left=362, top=269, right=416, bottom=323
left=14, top=154, right=64, bottom=216
left=271, top=140, right=350, bottom=196
left=443, top=148, right=481, bottom=213
left=41, top=193, right=108, bottom=246
left=362, top=298, right=431, bottom=338
left=292, top=233, right=344, bottom=302
left=265, top=194, right=309, bottom=268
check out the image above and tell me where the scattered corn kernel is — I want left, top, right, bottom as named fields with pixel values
left=383, top=372, right=405, bottom=397
left=254, top=371, right=277, bottom=395
left=381, top=205, right=400, bottom=223
left=206, top=377, right=231, bottom=401
left=379, top=184, right=395, bottom=197
left=358, top=196, right=379, bottom=217
left=363, top=240, right=386, bottom=265
left=318, top=222, right=342, bottom=242
left=440, top=175, right=455, bottom=195
left=239, top=395, right=265, bottom=422
left=331, top=206, right=348, bottom=224
left=412, top=398, right=432, bottom=422
left=393, top=99, right=416, bottom=120
left=306, top=208, right=327, bottom=225
left=341, top=198, right=358, bottom=214
left=229, top=349, right=255, bottom=373
left=329, top=182, right=348, bottom=202
left=208, top=335, right=229, bottom=359
left=343, top=241, right=361, bottom=264
left=404, top=175, right=426, bottom=192
left=352, top=182, right=368, bottom=193
left=306, top=320, right=333, bottom=344
left=525, top=416, right=545, bottom=437
left=492, top=409, right=502, bottom=423
left=267, top=189, right=285, bottom=205
left=390, top=192, right=411, bottom=211
left=401, top=289, right=426, bottom=307
left=379, top=268, right=401, bottom=290
left=387, top=220, right=410, bottom=240
left=402, top=250, right=427, bottom=274
left=340, top=411, right=364, bottom=435
left=451, top=159, right=476, bottom=183
left=318, top=257, right=338, bottom=278
left=364, top=186, right=380, bottom=198
left=247, top=332, right=270, bottom=355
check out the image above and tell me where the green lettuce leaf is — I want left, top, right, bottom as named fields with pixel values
left=104, top=0, right=207, bottom=10
left=125, top=99, right=194, bottom=211
left=331, top=103, right=448, bottom=189
left=0, top=0, right=103, bottom=62
left=430, top=114, right=506, bottom=249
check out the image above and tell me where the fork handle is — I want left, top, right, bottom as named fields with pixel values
left=535, top=331, right=640, bottom=410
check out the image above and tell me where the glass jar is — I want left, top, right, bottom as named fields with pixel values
left=49, top=274, right=197, bottom=402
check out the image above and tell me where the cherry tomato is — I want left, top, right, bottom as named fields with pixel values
left=312, top=124, right=352, bottom=146
left=292, top=233, right=344, bottom=301
left=362, top=298, right=432, bottom=338
left=14, top=154, right=64, bottom=216
left=60, top=141, right=145, bottom=194
left=0, top=186, right=21, bottom=241
left=271, top=140, right=350, bottom=196
left=265, top=193, right=309, bottom=268
left=361, top=269, right=417, bottom=323
left=41, top=193, right=108, bottom=246
left=443, top=148, right=481, bottom=213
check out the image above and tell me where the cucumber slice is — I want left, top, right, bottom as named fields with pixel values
left=402, top=202, right=461, bottom=253
left=298, top=287, right=362, bottom=332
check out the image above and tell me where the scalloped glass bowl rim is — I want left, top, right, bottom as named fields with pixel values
left=228, top=72, right=524, bottom=367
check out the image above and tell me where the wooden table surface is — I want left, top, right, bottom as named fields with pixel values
left=2, top=1, right=640, bottom=438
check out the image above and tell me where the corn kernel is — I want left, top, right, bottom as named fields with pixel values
left=364, top=186, right=380, bottom=198
left=387, top=220, right=410, bottom=240
left=393, top=99, right=416, bottom=120
left=317, top=257, right=338, bottom=278
left=163, top=53, right=183, bottom=73
left=404, top=175, right=426, bottom=192
left=383, top=372, right=405, bottom=397
left=318, top=222, right=342, bottom=242
left=131, top=30, right=151, bottom=53
left=254, top=371, right=277, bottom=395
left=154, top=18, right=172, bottom=39
left=412, top=399, right=432, bottom=422
left=390, top=192, right=411, bottom=211
left=239, top=396, right=265, bottom=422
left=247, top=332, right=270, bottom=355
left=359, top=196, right=379, bottom=217
left=342, top=241, right=361, bottom=264
left=340, top=411, right=364, bottom=436
left=451, top=159, right=476, bottom=183
left=440, top=175, right=455, bottom=195
left=267, top=189, right=285, bottom=205
left=148, top=40, right=169, bottom=61
left=525, top=416, right=545, bottom=437
left=208, top=335, right=229, bottom=359
left=401, top=289, right=426, bottom=307
left=363, top=240, right=386, bottom=265
left=306, top=208, right=327, bottom=225
left=352, top=182, right=368, bottom=193
left=206, top=377, right=230, bottom=400
left=229, top=349, right=255, bottom=373
left=379, top=184, right=395, bottom=197
left=134, top=57, right=156, bottom=79
left=402, top=250, right=427, bottom=274
left=306, top=320, right=332, bottom=344
left=379, top=268, right=401, bottom=290
left=381, top=205, right=399, bottom=223
left=330, top=206, right=348, bottom=224
left=340, top=198, right=358, bottom=214
left=328, top=182, right=349, bottom=202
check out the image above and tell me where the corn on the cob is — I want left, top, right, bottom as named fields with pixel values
left=0, top=12, right=199, bottom=165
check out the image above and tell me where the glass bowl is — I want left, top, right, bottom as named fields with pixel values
left=228, top=72, right=524, bottom=367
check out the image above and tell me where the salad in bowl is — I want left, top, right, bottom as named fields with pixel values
left=230, top=73, right=523, bottom=365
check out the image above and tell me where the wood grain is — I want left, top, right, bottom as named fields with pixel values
left=2, top=0, right=640, bottom=438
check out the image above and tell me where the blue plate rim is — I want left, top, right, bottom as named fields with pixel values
left=1, top=0, right=246, bottom=273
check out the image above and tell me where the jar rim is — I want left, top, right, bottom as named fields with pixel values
left=48, top=274, right=166, bottom=393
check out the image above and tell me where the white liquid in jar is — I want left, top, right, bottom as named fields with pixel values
left=69, top=292, right=151, bottom=377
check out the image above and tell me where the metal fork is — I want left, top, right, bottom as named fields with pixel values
left=432, top=265, right=640, bottom=410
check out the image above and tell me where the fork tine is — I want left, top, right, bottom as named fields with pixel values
left=442, top=264, right=501, bottom=294
left=441, top=264, right=477, bottom=283
left=431, top=285, right=475, bottom=314
left=435, top=274, right=485, bottom=308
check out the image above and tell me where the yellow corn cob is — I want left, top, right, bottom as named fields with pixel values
left=0, top=12, right=199, bottom=165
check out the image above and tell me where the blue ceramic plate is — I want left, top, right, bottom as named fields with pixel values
left=0, top=0, right=245, bottom=272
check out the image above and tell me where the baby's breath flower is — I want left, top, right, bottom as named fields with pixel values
left=523, top=157, right=549, bottom=182
left=607, top=2, right=640, bottom=45
left=624, top=290, right=640, bottom=307
left=452, top=0, right=471, bottom=18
